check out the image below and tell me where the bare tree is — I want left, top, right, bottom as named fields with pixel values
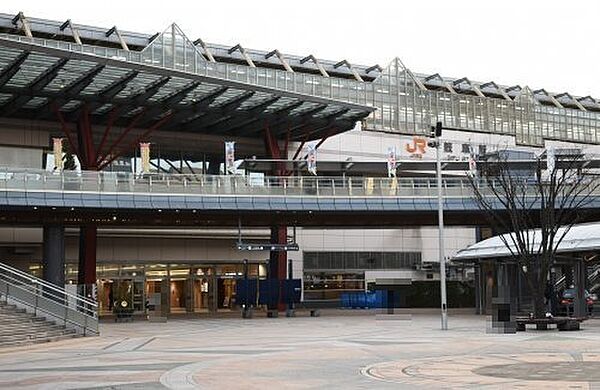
left=467, top=149, right=600, bottom=318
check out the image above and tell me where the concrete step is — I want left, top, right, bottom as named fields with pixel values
left=0, top=328, right=76, bottom=342
left=0, top=314, right=47, bottom=321
left=0, top=297, right=91, bottom=349
left=0, top=332, right=79, bottom=348
left=0, top=323, right=63, bottom=333
left=0, top=314, right=42, bottom=323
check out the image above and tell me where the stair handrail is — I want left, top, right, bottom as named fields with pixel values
left=0, top=262, right=98, bottom=335
left=0, top=262, right=97, bottom=307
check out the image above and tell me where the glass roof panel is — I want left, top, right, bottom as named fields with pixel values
left=0, top=93, right=13, bottom=105
left=22, top=97, right=48, bottom=109
left=114, top=73, right=162, bottom=99
left=289, top=102, right=320, bottom=116
left=59, top=100, right=82, bottom=112
left=4, top=53, right=60, bottom=88
left=79, top=66, right=131, bottom=96
left=148, top=77, right=190, bottom=102
left=43, top=59, right=98, bottom=93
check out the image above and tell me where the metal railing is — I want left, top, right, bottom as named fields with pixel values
left=0, top=167, right=582, bottom=199
left=0, top=262, right=98, bottom=336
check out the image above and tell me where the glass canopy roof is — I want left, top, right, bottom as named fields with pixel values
left=1, top=12, right=600, bottom=146
left=0, top=26, right=374, bottom=142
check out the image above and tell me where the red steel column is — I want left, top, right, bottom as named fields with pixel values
left=264, top=123, right=289, bottom=311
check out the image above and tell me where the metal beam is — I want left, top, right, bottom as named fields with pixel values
left=209, top=96, right=281, bottom=134
left=70, top=70, right=139, bottom=118
left=227, top=99, right=305, bottom=136
left=0, top=36, right=375, bottom=114
left=193, top=38, right=216, bottom=62
left=228, top=44, right=255, bottom=67
left=555, top=92, right=586, bottom=111
left=12, top=12, right=32, bottom=38
left=138, top=81, right=199, bottom=126
left=0, top=57, right=68, bottom=116
left=239, top=103, right=328, bottom=138
left=453, top=78, right=485, bottom=98
left=111, top=76, right=171, bottom=121
left=265, top=49, right=294, bottom=73
left=59, top=19, right=82, bottom=45
left=182, top=91, right=255, bottom=130
left=105, top=26, right=129, bottom=51
left=285, top=107, right=350, bottom=139
left=162, top=86, right=228, bottom=130
left=98, top=113, right=173, bottom=170
left=480, top=81, right=512, bottom=101
left=333, top=59, right=363, bottom=82
left=36, top=64, right=105, bottom=118
left=300, top=55, right=328, bottom=78
left=0, top=51, right=29, bottom=88
left=365, top=64, right=382, bottom=74
left=533, top=89, right=564, bottom=109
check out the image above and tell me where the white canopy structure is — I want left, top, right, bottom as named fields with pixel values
left=454, top=222, right=600, bottom=261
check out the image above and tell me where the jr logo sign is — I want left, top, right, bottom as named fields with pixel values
left=405, top=137, right=427, bottom=158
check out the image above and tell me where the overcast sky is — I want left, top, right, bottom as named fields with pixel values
left=3, top=0, right=599, bottom=97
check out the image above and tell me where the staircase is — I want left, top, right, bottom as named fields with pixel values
left=0, top=300, right=78, bottom=348
left=0, top=262, right=98, bottom=348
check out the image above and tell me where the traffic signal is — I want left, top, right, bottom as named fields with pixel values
left=430, top=121, right=443, bottom=138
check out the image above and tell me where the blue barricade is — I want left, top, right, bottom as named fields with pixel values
left=340, top=291, right=388, bottom=309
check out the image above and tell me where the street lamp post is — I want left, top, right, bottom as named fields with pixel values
left=430, top=122, right=448, bottom=330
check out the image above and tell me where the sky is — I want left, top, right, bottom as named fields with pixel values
left=2, top=0, right=599, bottom=97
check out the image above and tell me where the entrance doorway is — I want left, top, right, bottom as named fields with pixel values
left=218, top=278, right=237, bottom=310
left=97, top=278, right=144, bottom=315
left=170, top=279, right=187, bottom=313
left=98, top=279, right=114, bottom=315
left=193, top=277, right=210, bottom=312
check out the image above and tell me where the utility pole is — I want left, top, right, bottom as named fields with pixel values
left=429, top=121, right=448, bottom=330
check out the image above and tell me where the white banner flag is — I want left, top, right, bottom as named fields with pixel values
left=547, top=146, right=556, bottom=173
left=307, top=144, right=317, bottom=176
left=53, top=138, right=63, bottom=172
left=468, top=144, right=477, bottom=177
left=140, top=142, right=150, bottom=174
left=225, top=141, right=236, bottom=175
left=387, top=146, right=397, bottom=177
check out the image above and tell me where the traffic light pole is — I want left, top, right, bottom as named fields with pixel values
left=430, top=121, right=448, bottom=330
left=435, top=133, right=448, bottom=330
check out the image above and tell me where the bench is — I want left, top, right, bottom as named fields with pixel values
left=516, top=316, right=584, bottom=331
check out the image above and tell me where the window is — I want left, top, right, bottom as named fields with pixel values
left=443, top=142, right=453, bottom=153
left=461, top=143, right=471, bottom=153
left=304, top=251, right=421, bottom=270
left=478, top=144, right=487, bottom=155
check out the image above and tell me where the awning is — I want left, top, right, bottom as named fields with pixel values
left=453, top=222, right=600, bottom=261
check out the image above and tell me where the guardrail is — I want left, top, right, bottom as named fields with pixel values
left=0, top=262, right=98, bottom=336
left=0, top=167, right=575, bottom=199
left=0, top=167, right=598, bottom=201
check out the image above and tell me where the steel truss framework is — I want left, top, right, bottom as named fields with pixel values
left=0, top=25, right=373, bottom=160
left=0, top=12, right=599, bottom=147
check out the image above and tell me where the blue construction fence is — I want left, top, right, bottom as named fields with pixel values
left=340, top=281, right=475, bottom=309
left=340, top=291, right=399, bottom=309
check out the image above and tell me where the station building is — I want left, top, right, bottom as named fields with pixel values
left=0, top=12, right=599, bottom=315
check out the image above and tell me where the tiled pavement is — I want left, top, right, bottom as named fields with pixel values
left=1, top=310, right=600, bottom=389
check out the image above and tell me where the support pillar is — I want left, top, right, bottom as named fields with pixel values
left=78, top=225, right=97, bottom=298
left=207, top=156, right=221, bottom=175
left=474, top=263, right=482, bottom=315
left=269, top=225, right=287, bottom=311
left=573, top=259, right=587, bottom=318
left=43, top=225, right=65, bottom=287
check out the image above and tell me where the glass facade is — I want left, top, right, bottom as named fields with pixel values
left=4, top=26, right=599, bottom=147
left=303, top=251, right=421, bottom=301
left=29, top=262, right=265, bottom=316
left=366, top=59, right=600, bottom=146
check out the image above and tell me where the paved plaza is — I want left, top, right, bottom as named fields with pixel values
left=2, top=310, right=600, bottom=389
